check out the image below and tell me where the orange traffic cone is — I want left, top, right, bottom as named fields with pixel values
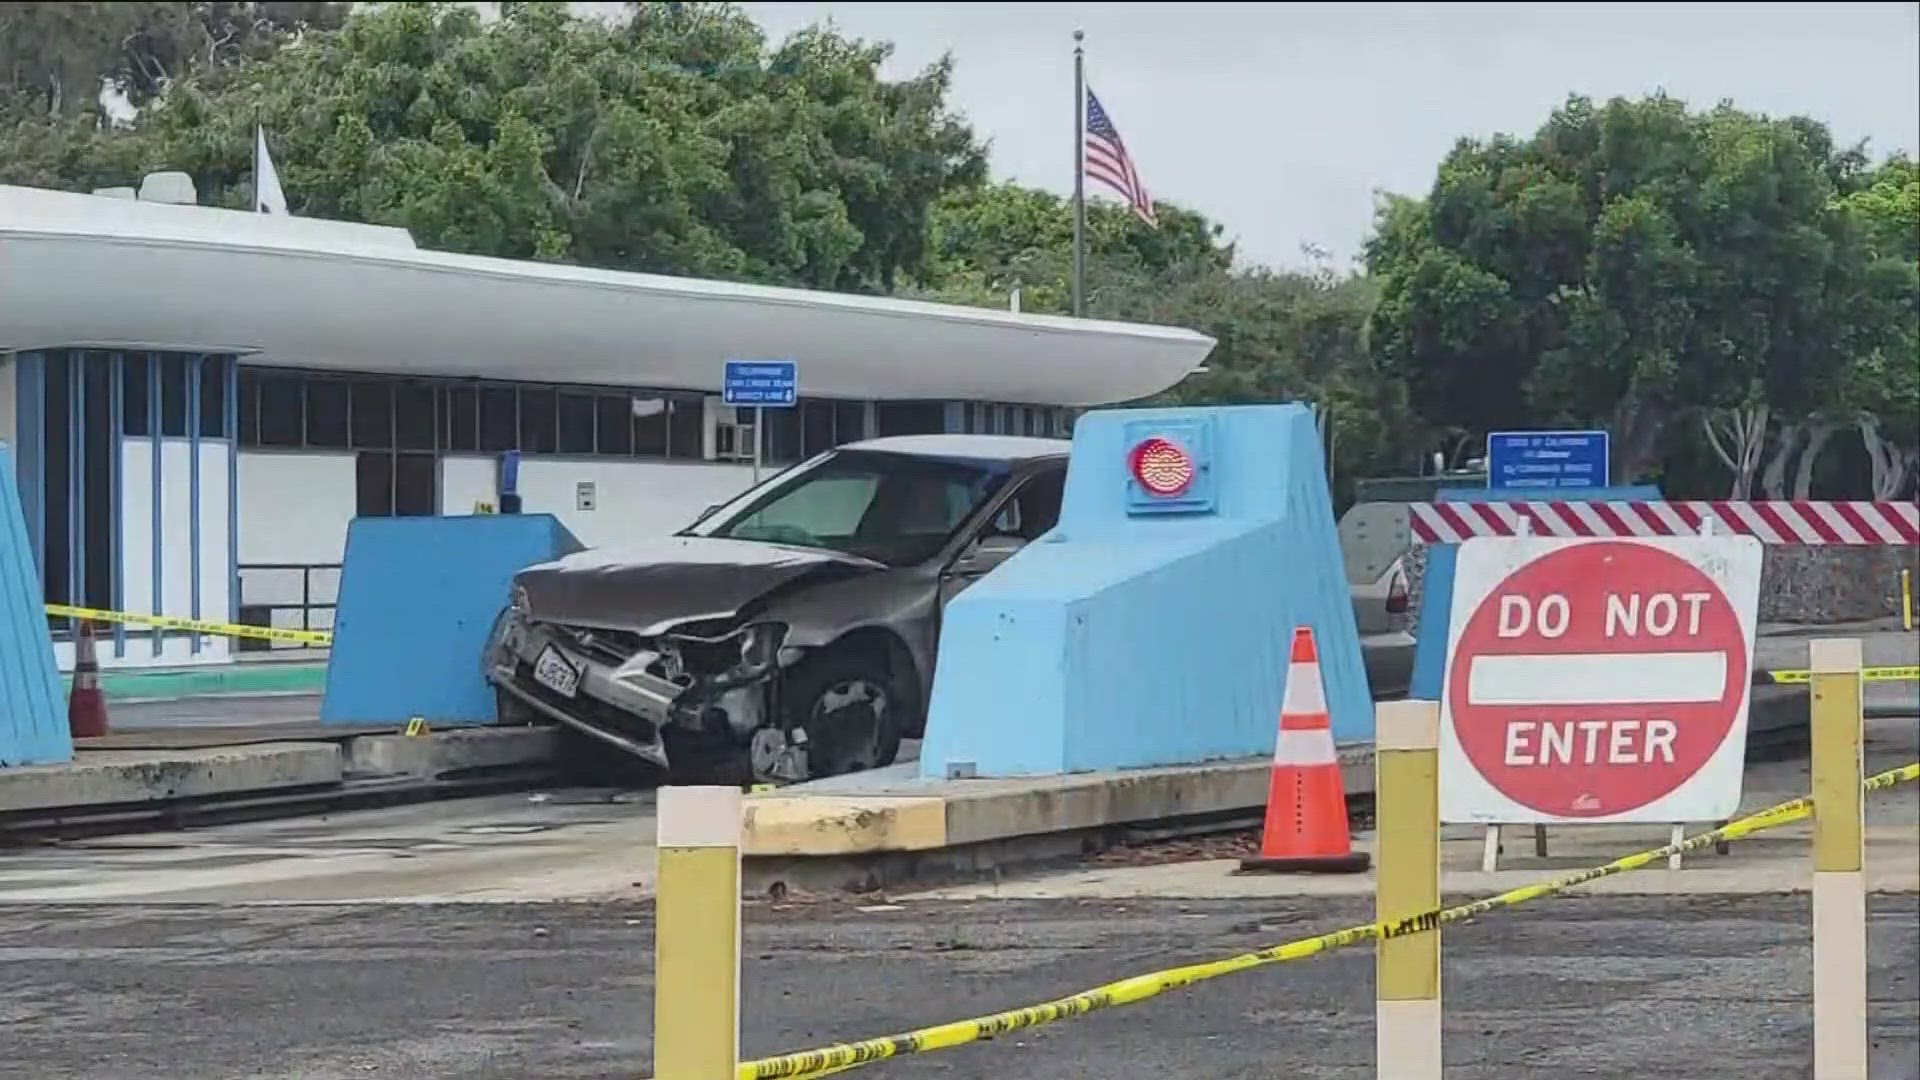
left=67, top=619, right=110, bottom=739
left=1239, top=626, right=1369, bottom=874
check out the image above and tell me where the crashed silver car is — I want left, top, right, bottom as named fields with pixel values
left=486, top=433, right=1417, bottom=785
left=485, top=436, right=1070, bottom=784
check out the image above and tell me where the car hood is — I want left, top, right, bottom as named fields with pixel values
left=513, top=536, right=882, bottom=636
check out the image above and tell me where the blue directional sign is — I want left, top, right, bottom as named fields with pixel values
left=1486, top=430, right=1610, bottom=490
left=723, top=359, right=798, bottom=407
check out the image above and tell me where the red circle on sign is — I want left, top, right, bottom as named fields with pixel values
left=1447, top=541, right=1747, bottom=818
left=1129, top=437, right=1195, bottom=496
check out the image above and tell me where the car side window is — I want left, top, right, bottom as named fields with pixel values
left=991, top=466, right=1066, bottom=541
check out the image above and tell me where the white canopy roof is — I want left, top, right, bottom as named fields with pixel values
left=0, top=185, right=1214, bottom=406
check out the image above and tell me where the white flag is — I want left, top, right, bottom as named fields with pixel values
left=254, top=125, right=287, bottom=214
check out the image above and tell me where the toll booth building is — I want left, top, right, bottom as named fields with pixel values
left=0, top=183, right=1212, bottom=671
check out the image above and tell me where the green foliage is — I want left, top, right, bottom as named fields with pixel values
left=3, top=8, right=1907, bottom=490
left=1836, top=155, right=1920, bottom=442
left=0, top=1, right=345, bottom=116
left=3, top=1, right=987, bottom=292
left=1365, top=93, right=1909, bottom=480
left=915, top=182, right=1422, bottom=486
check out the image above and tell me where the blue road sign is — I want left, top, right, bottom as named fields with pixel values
left=723, top=359, right=798, bottom=407
left=1486, top=430, right=1610, bottom=490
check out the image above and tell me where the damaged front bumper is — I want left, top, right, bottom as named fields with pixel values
left=483, top=608, right=791, bottom=775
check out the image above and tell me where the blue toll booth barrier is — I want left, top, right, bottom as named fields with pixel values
left=918, top=404, right=1369, bottom=778
left=0, top=444, right=72, bottom=766
left=321, top=513, right=581, bottom=726
left=1408, top=485, right=1662, bottom=700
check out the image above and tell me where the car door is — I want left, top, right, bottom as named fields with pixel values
left=935, top=462, right=1067, bottom=611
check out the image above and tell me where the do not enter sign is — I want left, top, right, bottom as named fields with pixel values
left=1439, top=536, right=1763, bottom=824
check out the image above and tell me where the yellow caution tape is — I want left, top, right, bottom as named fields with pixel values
left=44, top=603, right=333, bottom=647
left=1767, top=665, right=1919, bottom=684
left=738, top=761, right=1920, bottom=1080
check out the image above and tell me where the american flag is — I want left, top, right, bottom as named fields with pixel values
left=1083, top=88, right=1155, bottom=225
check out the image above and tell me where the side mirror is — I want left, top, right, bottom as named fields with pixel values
left=956, top=533, right=1027, bottom=574
left=692, top=502, right=723, bottom=525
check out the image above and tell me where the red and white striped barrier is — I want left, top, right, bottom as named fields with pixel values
left=1410, top=500, right=1919, bottom=546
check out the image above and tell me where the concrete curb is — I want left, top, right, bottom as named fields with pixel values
left=740, top=747, right=1376, bottom=891
left=1, top=727, right=556, bottom=820
left=345, top=726, right=557, bottom=780
left=0, top=743, right=344, bottom=812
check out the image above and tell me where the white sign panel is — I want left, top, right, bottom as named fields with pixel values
left=1439, top=535, right=1763, bottom=824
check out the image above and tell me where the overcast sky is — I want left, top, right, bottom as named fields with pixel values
left=712, top=2, right=1920, bottom=268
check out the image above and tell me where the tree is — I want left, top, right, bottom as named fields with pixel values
left=0, top=2, right=345, bottom=116
left=1837, top=155, right=1920, bottom=497
left=914, top=183, right=1421, bottom=490
left=1365, top=93, right=1895, bottom=484
left=6, top=2, right=988, bottom=293
left=918, top=182, right=1230, bottom=313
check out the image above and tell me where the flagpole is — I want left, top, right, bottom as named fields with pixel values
left=251, top=107, right=261, bottom=213
left=1071, top=28, right=1086, bottom=318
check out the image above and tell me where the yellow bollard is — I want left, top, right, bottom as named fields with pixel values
left=654, top=786, right=742, bottom=1080
left=1902, top=568, right=1912, bottom=632
left=1809, top=639, right=1866, bottom=1080
left=1375, top=699, right=1442, bottom=1080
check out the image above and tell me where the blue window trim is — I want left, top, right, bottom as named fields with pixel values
left=187, top=354, right=202, bottom=655
left=66, top=353, right=81, bottom=622
left=110, top=352, right=125, bottom=658
left=227, top=358, right=240, bottom=627
left=148, top=351, right=161, bottom=658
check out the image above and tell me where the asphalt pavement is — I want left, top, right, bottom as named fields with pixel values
left=0, top=894, right=1913, bottom=1080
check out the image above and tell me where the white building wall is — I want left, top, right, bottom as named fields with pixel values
left=235, top=450, right=356, bottom=647
left=441, top=454, right=756, bottom=548
left=237, top=450, right=359, bottom=566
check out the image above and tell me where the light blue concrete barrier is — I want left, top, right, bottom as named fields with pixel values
left=321, top=514, right=581, bottom=726
left=0, top=445, right=70, bottom=766
left=918, top=404, right=1367, bottom=778
left=1407, top=485, right=1662, bottom=700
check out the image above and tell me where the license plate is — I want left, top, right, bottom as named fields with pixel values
left=532, top=645, right=582, bottom=698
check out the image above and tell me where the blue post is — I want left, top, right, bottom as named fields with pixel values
left=0, top=444, right=72, bottom=766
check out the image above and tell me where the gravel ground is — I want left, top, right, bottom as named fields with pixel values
left=0, top=894, right=1913, bottom=1080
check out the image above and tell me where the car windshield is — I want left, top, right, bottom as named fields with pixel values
left=692, top=450, right=1011, bottom=567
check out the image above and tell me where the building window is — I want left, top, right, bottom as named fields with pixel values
left=159, top=354, right=189, bottom=437
left=836, top=402, right=867, bottom=445
left=668, top=398, right=703, bottom=458
left=349, top=379, right=393, bottom=449
left=597, top=395, right=633, bottom=456
left=122, top=354, right=151, bottom=437
left=305, top=378, right=350, bottom=447
left=875, top=402, right=945, bottom=438
left=394, top=380, right=437, bottom=451
left=519, top=386, right=557, bottom=454
left=444, top=385, right=477, bottom=452
left=478, top=386, right=517, bottom=452
left=258, top=374, right=303, bottom=446
left=556, top=392, right=595, bottom=455
left=228, top=368, right=920, bottom=470
left=764, top=405, right=803, bottom=464
left=198, top=357, right=228, bottom=439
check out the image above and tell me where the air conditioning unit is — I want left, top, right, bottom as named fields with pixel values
left=713, top=413, right=757, bottom=462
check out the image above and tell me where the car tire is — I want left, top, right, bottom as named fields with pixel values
left=782, top=648, right=903, bottom=779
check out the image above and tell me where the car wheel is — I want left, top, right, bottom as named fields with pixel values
left=783, top=649, right=903, bottom=779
